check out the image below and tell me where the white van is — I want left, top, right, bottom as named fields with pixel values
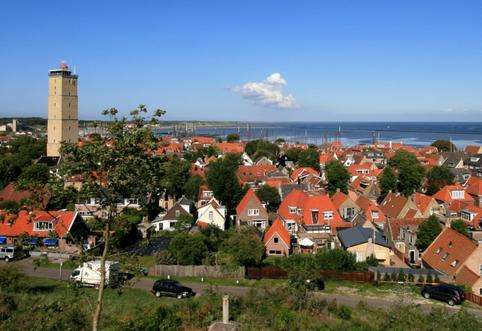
left=0, top=246, right=17, bottom=262
left=70, top=260, right=120, bottom=288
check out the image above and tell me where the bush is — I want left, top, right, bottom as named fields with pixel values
left=398, top=271, right=406, bottom=282
left=426, top=274, right=433, bottom=284
left=390, top=272, right=398, bottom=282
left=327, top=299, right=338, bottom=314
left=0, top=292, right=16, bottom=321
left=407, top=274, right=414, bottom=282
left=418, top=275, right=426, bottom=283
left=0, top=265, right=26, bottom=292
left=337, top=305, right=352, bottom=320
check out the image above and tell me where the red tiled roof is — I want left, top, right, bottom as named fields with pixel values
left=236, top=188, right=264, bottom=216
left=265, top=178, right=290, bottom=189
left=380, top=193, right=409, bottom=219
left=412, top=193, right=434, bottom=214
left=432, top=184, right=473, bottom=204
left=237, top=165, right=277, bottom=184
left=290, top=167, right=319, bottom=182
left=466, top=176, right=482, bottom=196
left=388, top=218, right=426, bottom=242
left=0, top=210, right=78, bottom=238
left=263, top=218, right=291, bottom=248
left=356, top=196, right=387, bottom=224
left=0, top=183, right=31, bottom=203
left=216, top=142, right=244, bottom=154
left=331, top=191, right=348, bottom=209
left=192, top=136, right=216, bottom=145
left=277, top=189, right=307, bottom=223
left=422, top=227, right=477, bottom=277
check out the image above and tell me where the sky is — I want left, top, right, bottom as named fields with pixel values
left=1, top=1, right=482, bottom=122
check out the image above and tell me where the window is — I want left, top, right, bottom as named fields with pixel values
left=311, top=210, right=319, bottom=224
left=175, top=210, right=180, bottom=218
left=274, top=236, right=279, bottom=244
left=346, top=207, right=355, bottom=219
left=450, top=190, right=464, bottom=200
left=208, top=211, right=213, bottom=221
left=371, top=210, right=379, bottom=219
left=435, top=247, right=442, bottom=254
left=324, top=211, right=334, bottom=220
left=441, top=253, right=449, bottom=261
left=34, top=221, right=53, bottom=231
left=448, top=241, right=453, bottom=248
left=289, top=206, right=297, bottom=214
left=450, top=260, right=459, bottom=267
left=248, top=209, right=260, bottom=216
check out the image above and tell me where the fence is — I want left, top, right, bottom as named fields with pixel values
left=465, top=292, right=482, bottom=306
left=245, top=266, right=373, bottom=282
left=150, top=265, right=245, bottom=279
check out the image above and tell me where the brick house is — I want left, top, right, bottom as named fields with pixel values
left=236, top=188, right=269, bottom=230
left=263, top=218, right=291, bottom=256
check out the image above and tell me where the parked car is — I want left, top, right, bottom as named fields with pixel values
left=152, top=279, right=195, bottom=299
left=0, top=246, right=18, bottom=262
left=421, top=284, right=465, bottom=306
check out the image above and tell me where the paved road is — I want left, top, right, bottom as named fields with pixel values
left=4, top=259, right=482, bottom=318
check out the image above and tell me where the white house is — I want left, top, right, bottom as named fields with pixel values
left=151, top=197, right=192, bottom=231
left=196, top=198, right=227, bottom=230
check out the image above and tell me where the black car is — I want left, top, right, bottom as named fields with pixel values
left=152, top=279, right=195, bottom=299
left=421, top=284, right=465, bottom=306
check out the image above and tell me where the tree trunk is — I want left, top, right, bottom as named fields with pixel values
left=92, top=221, right=110, bottom=331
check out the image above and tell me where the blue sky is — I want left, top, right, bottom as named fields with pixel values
left=1, top=1, right=482, bottom=121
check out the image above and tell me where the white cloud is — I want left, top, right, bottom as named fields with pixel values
left=232, top=73, right=298, bottom=109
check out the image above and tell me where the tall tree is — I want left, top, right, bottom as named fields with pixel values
left=256, top=184, right=281, bottom=212
left=325, top=160, right=350, bottom=195
left=378, top=166, right=397, bottom=197
left=431, top=140, right=457, bottom=152
left=297, top=147, right=320, bottom=170
left=426, top=166, right=454, bottom=195
left=416, top=215, right=442, bottom=251
left=226, top=133, right=240, bottom=142
left=389, top=150, right=425, bottom=196
left=60, top=105, right=165, bottom=331
left=206, top=153, right=243, bottom=215
left=183, top=175, right=203, bottom=202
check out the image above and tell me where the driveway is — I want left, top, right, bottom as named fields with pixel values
left=3, top=259, right=481, bottom=318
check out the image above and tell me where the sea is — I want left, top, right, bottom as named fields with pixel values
left=173, top=122, right=482, bottom=149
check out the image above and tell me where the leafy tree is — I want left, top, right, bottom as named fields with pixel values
left=110, top=209, right=144, bottom=249
left=416, top=215, right=442, bottom=250
left=226, top=133, right=240, bottom=142
left=297, top=147, right=320, bottom=170
left=426, top=166, right=454, bottom=195
left=285, top=147, right=302, bottom=163
left=431, top=139, right=457, bottom=152
left=378, top=166, right=397, bottom=197
left=245, top=139, right=279, bottom=160
left=325, top=160, right=350, bottom=195
left=183, top=175, right=203, bottom=201
left=16, top=164, right=50, bottom=190
left=160, top=156, right=191, bottom=199
left=206, top=153, right=243, bottom=215
left=219, top=227, right=264, bottom=266
left=389, top=150, right=425, bottom=196
left=256, top=185, right=281, bottom=212
left=59, top=105, right=165, bottom=331
left=168, top=233, right=209, bottom=265
left=315, top=249, right=357, bottom=271
left=172, top=213, right=194, bottom=232
left=450, top=219, right=468, bottom=237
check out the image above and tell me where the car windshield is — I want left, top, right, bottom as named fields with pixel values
left=71, top=270, right=80, bottom=276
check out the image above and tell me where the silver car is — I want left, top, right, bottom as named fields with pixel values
left=0, top=246, right=16, bottom=262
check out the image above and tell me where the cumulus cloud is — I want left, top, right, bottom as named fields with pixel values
left=232, top=73, right=298, bottom=109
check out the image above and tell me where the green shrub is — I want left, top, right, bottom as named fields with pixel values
left=426, top=274, right=433, bottom=284
left=398, top=271, right=406, bottom=282
left=407, top=274, right=414, bottom=282
left=0, top=265, right=26, bottom=292
left=0, top=292, right=16, bottom=321
left=327, top=299, right=338, bottom=314
left=337, top=305, right=352, bottom=320
left=418, top=275, right=426, bottom=283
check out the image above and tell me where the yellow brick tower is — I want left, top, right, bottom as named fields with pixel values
left=47, top=62, right=78, bottom=157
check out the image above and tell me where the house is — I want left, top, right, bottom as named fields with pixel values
left=440, top=152, right=465, bottom=169
left=290, top=167, right=319, bottom=183
left=410, top=193, right=440, bottom=218
left=464, top=154, right=482, bottom=177
left=236, top=188, right=269, bottom=230
left=380, top=192, right=422, bottom=220
left=254, top=156, right=273, bottom=166
left=351, top=175, right=381, bottom=201
left=152, top=197, right=192, bottom=231
left=356, top=196, right=387, bottom=228
left=197, top=185, right=214, bottom=208
left=216, top=142, right=244, bottom=154
left=465, top=145, right=482, bottom=155
left=196, top=198, right=226, bottom=230
left=237, top=164, right=277, bottom=186
left=421, top=227, right=482, bottom=295
left=387, top=218, right=426, bottom=266
left=459, top=205, right=482, bottom=230
left=432, top=184, right=474, bottom=217
left=263, top=218, right=291, bottom=256
left=0, top=210, right=86, bottom=252
left=466, top=176, right=482, bottom=207
left=331, top=190, right=361, bottom=222
left=337, top=226, right=391, bottom=266
left=75, top=197, right=141, bottom=220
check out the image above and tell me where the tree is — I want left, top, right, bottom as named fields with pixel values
left=389, top=150, right=425, bottom=196
left=297, top=147, right=320, bottom=170
left=416, top=215, right=442, bottom=250
left=219, top=227, right=264, bottom=266
left=110, top=208, right=144, bottom=249
left=206, top=153, right=243, bottom=215
left=160, top=156, right=191, bottom=199
left=325, top=160, right=350, bottom=195
left=183, top=175, right=203, bottom=201
left=59, top=105, right=165, bottom=331
left=378, top=166, right=397, bottom=197
left=168, top=233, right=209, bottom=265
left=431, top=140, right=457, bottom=152
left=226, top=133, right=240, bottom=142
left=450, top=219, right=468, bottom=237
left=285, top=147, right=302, bottom=163
left=256, top=185, right=281, bottom=212
left=172, top=213, right=194, bottom=232
left=426, top=166, right=454, bottom=195
left=16, top=164, right=50, bottom=190
left=245, top=139, right=279, bottom=160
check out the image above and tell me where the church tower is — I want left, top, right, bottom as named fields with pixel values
left=47, top=62, right=78, bottom=157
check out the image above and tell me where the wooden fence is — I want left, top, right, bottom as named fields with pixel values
left=465, top=292, right=482, bottom=306
left=149, top=265, right=245, bottom=279
left=245, top=266, right=373, bottom=282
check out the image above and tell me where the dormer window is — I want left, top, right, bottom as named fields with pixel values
left=324, top=211, right=334, bottom=220
left=448, top=241, right=453, bottom=248
left=450, top=190, right=464, bottom=200
left=34, top=221, right=54, bottom=231
left=450, top=260, right=459, bottom=267
left=248, top=209, right=260, bottom=216
left=289, top=206, right=297, bottom=214
left=435, top=247, right=442, bottom=254
left=371, top=211, right=379, bottom=219
left=208, top=211, right=213, bottom=220
left=175, top=210, right=180, bottom=218
left=442, top=253, right=449, bottom=261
